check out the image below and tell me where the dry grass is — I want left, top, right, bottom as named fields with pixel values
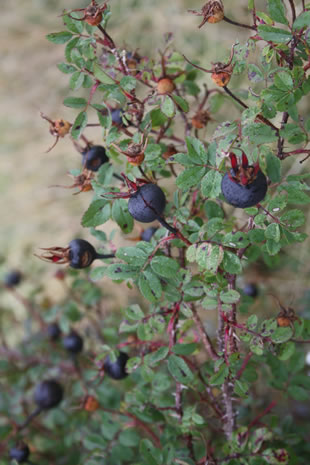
left=0, top=0, right=309, bottom=319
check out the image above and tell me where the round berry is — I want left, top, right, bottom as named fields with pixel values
left=111, top=109, right=124, bottom=126
left=141, top=227, right=158, bottom=242
left=47, top=323, right=61, bottom=341
left=221, top=170, right=267, bottom=208
left=34, top=380, right=63, bottom=410
left=68, top=239, right=98, bottom=269
left=4, top=270, right=22, bottom=288
left=243, top=283, right=258, bottom=298
left=9, top=443, right=30, bottom=463
left=82, top=145, right=109, bottom=172
left=128, top=184, right=166, bottom=223
left=63, top=330, right=84, bottom=354
left=157, top=78, right=175, bottom=95
left=104, top=352, right=129, bottom=380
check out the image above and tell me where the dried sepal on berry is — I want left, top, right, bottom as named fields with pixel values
left=63, top=0, right=108, bottom=26
left=183, top=45, right=235, bottom=88
left=83, top=395, right=100, bottom=412
left=40, top=113, right=71, bottom=153
left=50, top=169, right=95, bottom=195
left=112, top=134, right=148, bottom=166
left=189, top=0, right=224, bottom=28
left=192, top=109, right=212, bottom=129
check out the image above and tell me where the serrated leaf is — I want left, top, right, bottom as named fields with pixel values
left=161, top=96, right=175, bottom=118
left=93, top=63, right=115, bottom=84
left=112, top=199, right=134, bottom=234
left=46, top=31, right=73, bottom=44
left=234, top=380, right=249, bottom=398
left=201, top=171, right=222, bottom=198
left=125, top=304, right=144, bottom=320
left=116, top=247, right=147, bottom=267
left=70, top=71, right=85, bottom=91
left=150, top=256, right=180, bottom=278
left=265, top=223, right=281, bottom=242
left=209, top=364, right=229, bottom=385
left=82, top=200, right=111, bottom=227
left=220, top=290, right=240, bottom=304
left=120, top=76, right=137, bottom=92
left=223, top=251, right=242, bottom=274
left=63, top=97, right=87, bottom=109
left=106, top=263, right=139, bottom=280
left=57, top=62, right=77, bottom=74
left=271, top=326, right=293, bottom=343
left=172, top=343, right=198, bottom=356
left=266, top=152, right=281, bottom=183
left=138, top=271, right=162, bottom=302
left=71, top=110, right=88, bottom=140
left=145, top=346, right=169, bottom=366
left=293, top=11, right=310, bottom=30
left=173, top=95, right=189, bottom=112
left=167, top=355, right=194, bottom=384
left=176, top=166, right=206, bottom=190
left=267, top=0, right=288, bottom=25
left=257, top=25, right=292, bottom=43
left=248, top=64, right=264, bottom=82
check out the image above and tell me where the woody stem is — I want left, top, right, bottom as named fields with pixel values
left=223, top=15, right=256, bottom=31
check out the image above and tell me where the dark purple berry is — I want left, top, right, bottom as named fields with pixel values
left=9, top=443, right=30, bottom=463
left=128, top=184, right=166, bottom=223
left=104, top=352, right=129, bottom=380
left=4, top=270, right=22, bottom=288
left=46, top=322, right=61, bottom=341
left=68, top=239, right=98, bottom=269
left=34, top=380, right=63, bottom=410
left=82, top=145, right=109, bottom=172
left=111, top=108, right=125, bottom=126
left=243, top=283, right=258, bottom=298
left=63, top=330, right=83, bottom=354
left=141, top=227, right=158, bottom=242
left=221, top=169, right=267, bottom=208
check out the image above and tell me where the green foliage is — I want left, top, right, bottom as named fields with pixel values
left=1, top=1, right=310, bottom=464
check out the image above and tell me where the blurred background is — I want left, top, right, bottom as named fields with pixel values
left=0, top=0, right=309, bottom=328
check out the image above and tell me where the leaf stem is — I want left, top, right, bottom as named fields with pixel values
left=223, top=15, right=256, bottom=31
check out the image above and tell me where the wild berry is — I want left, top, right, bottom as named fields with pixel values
left=64, top=1, right=107, bottom=27
left=40, top=113, right=71, bottom=153
left=104, top=352, right=129, bottom=380
left=47, top=322, right=62, bottom=341
left=83, top=395, right=100, bottom=412
left=221, top=153, right=268, bottom=208
left=9, top=443, right=30, bottom=463
left=243, top=283, right=258, bottom=298
left=82, top=145, right=109, bottom=172
left=112, top=134, right=147, bottom=166
left=141, top=227, right=158, bottom=242
left=111, top=108, right=125, bottom=126
left=63, top=330, right=84, bottom=354
left=157, top=78, right=175, bottom=95
left=128, top=184, right=166, bottom=223
left=189, top=0, right=224, bottom=28
left=38, top=238, right=114, bottom=269
left=34, top=380, right=63, bottom=410
left=4, top=270, right=22, bottom=288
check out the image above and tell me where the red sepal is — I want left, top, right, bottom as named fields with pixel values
left=229, top=153, right=238, bottom=171
left=253, top=162, right=260, bottom=176
left=241, top=152, right=249, bottom=169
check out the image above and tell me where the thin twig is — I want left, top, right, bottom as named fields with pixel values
left=223, top=15, right=256, bottom=31
left=191, top=305, right=219, bottom=361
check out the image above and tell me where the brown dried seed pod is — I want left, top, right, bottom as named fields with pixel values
left=157, top=78, right=175, bottom=95
left=189, top=0, right=224, bottom=28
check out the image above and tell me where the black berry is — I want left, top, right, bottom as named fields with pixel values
left=111, top=108, right=125, bottom=126
left=141, top=227, right=158, bottom=242
left=82, top=145, right=109, bottom=172
left=68, top=239, right=98, bottom=269
left=9, top=443, right=30, bottom=463
left=128, top=184, right=166, bottom=223
left=46, top=322, right=61, bottom=341
left=104, top=352, right=129, bottom=380
left=4, top=270, right=22, bottom=288
left=221, top=153, right=267, bottom=209
left=243, top=283, right=258, bottom=298
left=34, top=380, right=63, bottom=410
left=63, top=330, right=84, bottom=354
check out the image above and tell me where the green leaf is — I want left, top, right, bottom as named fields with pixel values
left=257, top=25, right=292, bottom=43
left=57, top=62, right=77, bottom=74
left=293, top=11, right=310, bottom=30
left=176, top=166, right=206, bottom=190
left=112, top=199, right=134, bottom=234
left=223, top=251, right=242, bottom=274
left=196, top=244, right=224, bottom=274
left=116, top=246, right=147, bottom=267
left=125, top=304, right=144, bottom=320
left=271, top=326, right=293, bottom=343
left=201, top=171, right=222, bottom=198
left=220, top=290, right=240, bottom=304
left=280, top=209, right=305, bottom=229
left=167, top=355, right=194, bottom=384
left=93, top=63, right=115, bottom=84
left=286, top=186, right=310, bottom=205
left=248, top=64, right=264, bottom=82
left=287, top=385, right=308, bottom=401
left=140, top=439, right=158, bottom=465
left=151, top=256, right=180, bottom=278
left=63, top=13, right=84, bottom=34
left=173, top=95, right=189, bottom=112
left=161, top=96, right=175, bottom=118
left=267, top=0, right=288, bottom=25
left=266, top=152, right=281, bottom=183
left=82, top=200, right=111, bottom=227
left=265, top=223, right=281, bottom=242
left=234, top=380, right=249, bottom=398
left=46, top=31, right=73, bottom=44
left=63, top=97, right=87, bottom=109
left=71, top=111, right=88, bottom=140
left=266, top=239, right=281, bottom=255
left=274, top=71, right=293, bottom=90
left=172, top=343, right=198, bottom=356
left=209, top=363, right=229, bottom=385
left=186, top=136, right=207, bottom=164
left=120, top=76, right=137, bottom=92
left=145, top=346, right=169, bottom=366
left=70, top=71, right=85, bottom=91
left=106, top=263, right=139, bottom=281
left=243, top=123, right=277, bottom=144
left=277, top=341, right=295, bottom=360
left=138, top=270, right=162, bottom=302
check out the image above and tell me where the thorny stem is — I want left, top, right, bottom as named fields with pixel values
left=223, top=15, right=256, bottom=31
left=191, top=304, right=219, bottom=361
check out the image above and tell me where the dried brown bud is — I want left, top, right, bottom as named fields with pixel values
left=84, top=395, right=100, bottom=412
left=192, top=110, right=212, bottom=129
left=157, top=78, right=175, bottom=95
left=162, top=144, right=178, bottom=160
